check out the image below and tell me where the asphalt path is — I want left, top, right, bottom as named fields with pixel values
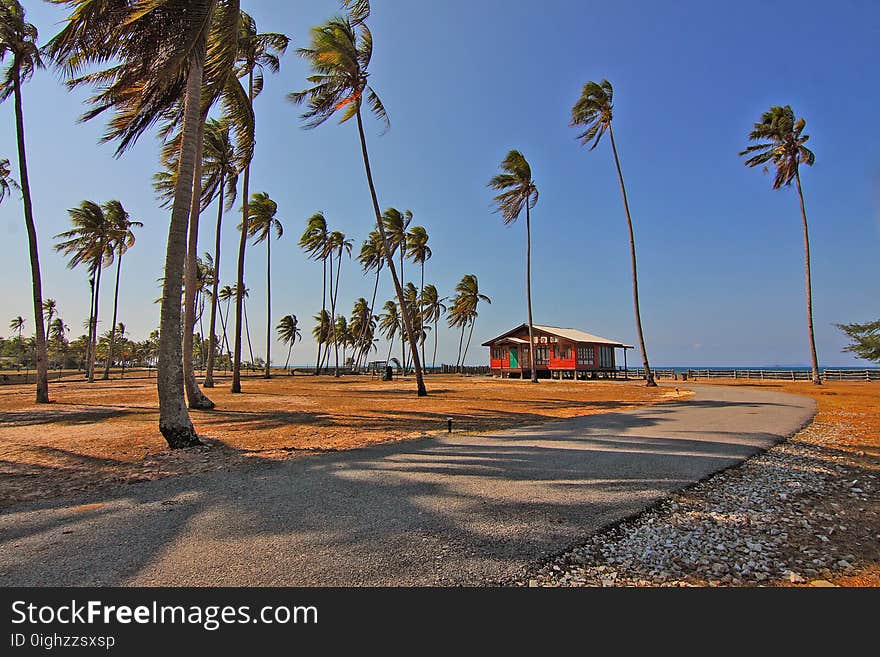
left=0, top=384, right=816, bottom=586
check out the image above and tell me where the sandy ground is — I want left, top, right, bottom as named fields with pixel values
left=0, top=372, right=673, bottom=508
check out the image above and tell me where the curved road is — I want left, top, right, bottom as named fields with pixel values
left=0, top=384, right=815, bottom=586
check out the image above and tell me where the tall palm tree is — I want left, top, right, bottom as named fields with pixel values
left=570, top=79, right=656, bottom=387
left=48, top=0, right=245, bottom=446
left=54, top=200, right=113, bottom=383
left=740, top=105, right=821, bottom=385
left=42, top=298, right=56, bottom=327
left=378, top=300, right=401, bottom=365
left=231, top=12, right=289, bottom=394
left=406, top=225, right=431, bottom=369
left=420, top=284, right=446, bottom=370
left=202, top=118, right=240, bottom=387
left=102, top=201, right=141, bottom=379
left=1, top=0, right=49, bottom=402
left=489, top=150, right=539, bottom=383
left=289, top=4, right=427, bottom=396
left=326, top=229, right=352, bottom=377
left=246, top=191, right=283, bottom=378
left=356, top=229, right=384, bottom=365
left=312, top=309, right=331, bottom=364
left=451, top=274, right=491, bottom=370
left=348, top=296, right=372, bottom=368
left=334, top=315, right=350, bottom=369
left=9, top=315, right=24, bottom=365
left=300, top=212, right=331, bottom=374
left=216, top=283, right=236, bottom=367
left=384, top=208, right=413, bottom=287
left=276, top=314, right=301, bottom=371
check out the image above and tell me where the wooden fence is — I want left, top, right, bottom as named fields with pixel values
left=684, top=368, right=880, bottom=382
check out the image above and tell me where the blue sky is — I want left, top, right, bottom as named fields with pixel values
left=1, top=0, right=878, bottom=367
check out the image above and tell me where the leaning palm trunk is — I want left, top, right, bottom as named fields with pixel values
left=84, top=274, right=95, bottom=374
left=795, top=170, right=821, bottom=385
left=462, top=318, right=476, bottom=369
left=157, top=56, right=203, bottom=447
left=354, top=109, right=426, bottom=395
left=608, top=125, right=655, bottom=387
left=456, top=324, right=465, bottom=372
left=314, top=257, right=326, bottom=374
left=183, top=114, right=215, bottom=409
left=433, top=317, right=439, bottom=370
left=525, top=204, right=537, bottom=383
left=203, top=174, right=226, bottom=388
left=332, top=249, right=343, bottom=376
left=12, top=68, right=49, bottom=403
left=102, top=250, right=124, bottom=379
left=87, top=257, right=103, bottom=383
left=232, top=72, right=254, bottom=393
left=264, top=235, right=272, bottom=378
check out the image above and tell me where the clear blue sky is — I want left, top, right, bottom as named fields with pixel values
left=1, top=0, right=878, bottom=367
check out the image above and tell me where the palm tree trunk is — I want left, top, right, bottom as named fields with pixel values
left=433, top=317, right=439, bottom=370
left=264, top=236, right=272, bottom=378
left=463, top=318, right=476, bottom=368
left=204, top=178, right=225, bottom=388
left=232, top=70, right=255, bottom=394
left=608, top=124, right=655, bottom=387
left=157, top=53, right=202, bottom=447
left=333, top=247, right=343, bottom=377
left=244, top=297, right=255, bottom=366
left=88, top=258, right=103, bottom=383
left=284, top=344, right=292, bottom=370
left=355, top=108, right=426, bottom=396
left=13, top=72, right=48, bottom=403
left=420, top=261, right=426, bottom=372
left=525, top=203, right=537, bottom=383
left=456, top=324, right=465, bottom=372
left=386, top=333, right=394, bottom=364
left=85, top=274, right=95, bottom=374
left=183, top=113, right=214, bottom=409
left=220, top=299, right=232, bottom=363
left=315, top=257, right=326, bottom=374
left=102, top=251, right=123, bottom=379
left=359, top=264, right=381, bottom=369
left=795, top=170, right=821, bottom=385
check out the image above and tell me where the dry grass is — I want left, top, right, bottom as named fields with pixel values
left=0, top=373, right=673, bottom=507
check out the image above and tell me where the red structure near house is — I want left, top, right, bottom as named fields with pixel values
left=482, top=324, right=633, bottom=379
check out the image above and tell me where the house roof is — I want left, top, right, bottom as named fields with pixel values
left=482, top=323, right=632, bottom=348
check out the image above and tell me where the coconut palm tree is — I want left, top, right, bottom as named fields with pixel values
left=245, top=192, right=283, bottom=378
left=1, top=0, right=49, bottom=402
left=378, top=300, right=401, bottom=365
left=276, top=314, right=301, bottom=372
left=300, top=212, right=331, bottom=374
left=102, top=201, right=141, bottom=379
left=231, top=12, right=289, bottom=394
left=384, top=208, right=413, bottom=287
left=9, top=315, right=24, bottom=364
left=420, top=284, right=446, bottom=370
left=0, top=157, right=18, bottom=202
left=48, top=0, right=245, bottom=446
left=41, top=298, right=56, bottom=326
left=289, top=4, right=427, bottom=395
left=489, top=150, right=539, bottom=383
left=54, top=200, right=113, bottom=383
left=349, top=297, right=373, bottom=368
left=216, top=283, right=236, bottom=367
left=201, top=118, right=241, bottom=387
left=406, top=225, right=431, bottom=369
left=326, top=229, right=352, bottom=377
left=356, top=229, right=384, bottom=364
left=570, top=79, right=656, bottom=387
left=450, top=274, right=491, bottom=370
left=740, top=105, right=821, bottom=385
left=334, top=315, right=351, bottom=369
left=312, top=309, right=331, bottom=364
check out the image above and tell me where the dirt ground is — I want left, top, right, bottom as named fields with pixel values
left=0, top=372, right=673, bottom=508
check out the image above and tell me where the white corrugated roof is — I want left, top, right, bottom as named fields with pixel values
left=482, top=323, right=633, bottom=348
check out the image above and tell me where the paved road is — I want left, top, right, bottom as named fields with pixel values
left=0, top=384, right=815, bottom=586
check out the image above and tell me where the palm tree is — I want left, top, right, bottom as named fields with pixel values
left=300, top=212, right=331, bottom=374
left=9, top=315, right=24, bottom=366
left=312, top=309, right=331, bottom=364
left=450, top=274, right=491, bottom=370
left=489, top=150, right=539, bottom=382
left=0, top=157, right=18, bottom=202
left=231, top=12, right=289, bottom=394
left=420, top=284, right=446, bottom=370
left=54, top=200, right=113, bottom=383
left=202, top=118, right=240, bottom=387
left=406, top=225, right=431, bottom=369
left=231, top=283, right=255, bottom=367
left=276, top=314, right=301, bottom=371
left=378, top=300, right=401, bottom=365
left=349, top=297, right=373, bottom=368
left=334, top=315, right=350, bottom=369
left=570, top=79, right=656, bottom=387
left=326, top=229, right=352, bottom=377
left=356, top=229, right=384, bottom=365
left=384, top=208, right=413, bottom=287
left=41, top=298, right=56, bottom=326
left=289, top=4, right=427, bottom=396
left=102, top=201, right=141, bottom=380
left=246, top=192, right=283, bottom=378
left=740, top=105, right=821, bottom=385
left=48, top=0, right=245, bottom=446
left=1, top=0, right=49, bottom=402
left=217, top=284, right=236, bottom=368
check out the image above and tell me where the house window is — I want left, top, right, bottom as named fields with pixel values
left=491, top=347, right=504, bottom=360
left=534, top=346, right=550, bottom=365
left=599, top=346, right=614, bottom=368
left=577, top=346, right=595, bottom=365
left=553, top=344, right=571, bottom=360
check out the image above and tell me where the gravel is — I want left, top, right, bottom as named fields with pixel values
left=521, top=420, right=879, bottom=587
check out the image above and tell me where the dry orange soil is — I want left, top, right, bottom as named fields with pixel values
left=0, top=372, right=673, bottom=507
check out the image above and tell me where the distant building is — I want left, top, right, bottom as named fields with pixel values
left=482, top=324, right=633, bottom=379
